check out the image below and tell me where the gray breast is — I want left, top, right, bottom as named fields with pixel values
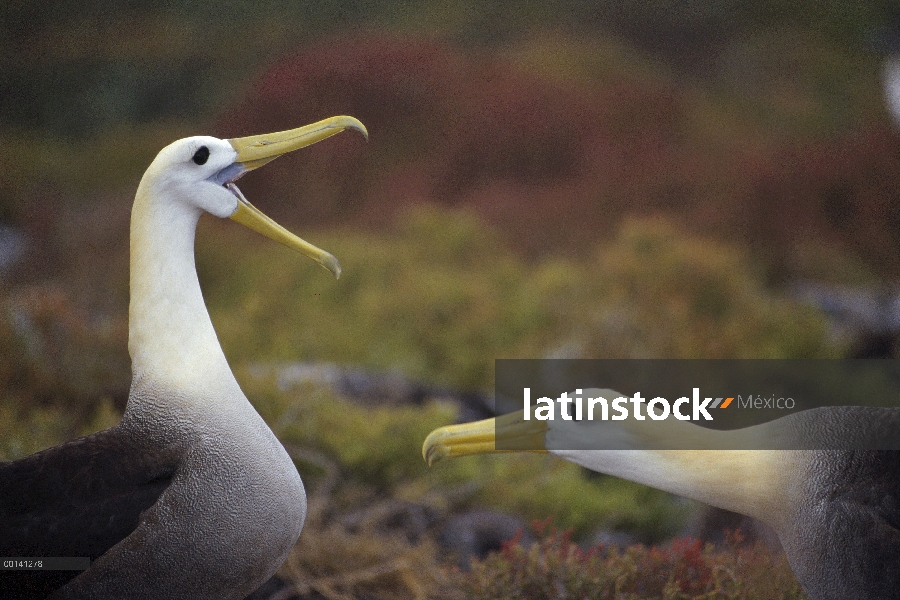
left=1, top=382, right=308, bottom=600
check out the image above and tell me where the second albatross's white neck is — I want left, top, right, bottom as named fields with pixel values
left=127, top=180, right=241, bottom=405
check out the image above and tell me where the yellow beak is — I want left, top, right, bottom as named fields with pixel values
left=226, top=116, right=368, bottom=279
left=422, top=411, right=548, bottom=466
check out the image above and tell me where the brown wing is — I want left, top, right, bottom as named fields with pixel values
left=0, top=426, right=179, bottom=599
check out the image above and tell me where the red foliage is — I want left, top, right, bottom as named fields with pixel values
left=217, top=33, right=900, bottom=276
left=214, top=34, right=683, bottom=252
left=463, top=519, right=807, bottom=599
left=757, top=125, right=900, bottom=273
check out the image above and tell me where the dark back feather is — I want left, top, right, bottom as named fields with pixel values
left=0, top=426, right=179, bottom=599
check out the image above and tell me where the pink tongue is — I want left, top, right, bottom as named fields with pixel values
left=226, top=182, right=244, bottom=200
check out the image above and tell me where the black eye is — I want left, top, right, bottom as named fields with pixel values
left=192, top=146, right=210, bottom=165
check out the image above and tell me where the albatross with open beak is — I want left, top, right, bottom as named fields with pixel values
left=0, top=116, right=367, bottom=600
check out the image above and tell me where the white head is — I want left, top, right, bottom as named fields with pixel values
left=140, top=135, right=244, bottom=219
left=135, top=116, right=368, bottom=277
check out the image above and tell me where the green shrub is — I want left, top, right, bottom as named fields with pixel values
left=202, top=209, right=834, bottom=399
left=202, top=206, right=553, bottom=391
left=525, top=216, right=836, bottom=359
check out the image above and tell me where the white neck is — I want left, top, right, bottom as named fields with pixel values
left=547, top=416, right=801, bottom=527
left=558, top=449, right=794, bottom=524
left=127, top=180, right=238, bottom=402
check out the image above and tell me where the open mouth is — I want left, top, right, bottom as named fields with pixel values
left=216, top=116, right=365, bottom=280
left=225, top=181, right=247, bottom=203
left=223, top=169, right=342, bottom=279
left=210, top=162, right=248, bottom=199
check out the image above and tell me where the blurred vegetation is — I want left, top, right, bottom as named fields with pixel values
left=197, top=208, right=835, bottom=394
left=0, top=0, right=893, bottom=139
left=460, top=524, right=808, bottom=600
left=207, top=31, right=900, bottom=277
left=276, top=505, right=809, bottom=600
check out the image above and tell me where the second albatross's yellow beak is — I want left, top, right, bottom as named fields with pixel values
left=422, top=411, right=548, bottom=466
left=226, top=115, right=368, bottom=279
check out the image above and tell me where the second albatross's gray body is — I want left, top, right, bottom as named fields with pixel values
left=0, top=115, right=367, bottom=599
